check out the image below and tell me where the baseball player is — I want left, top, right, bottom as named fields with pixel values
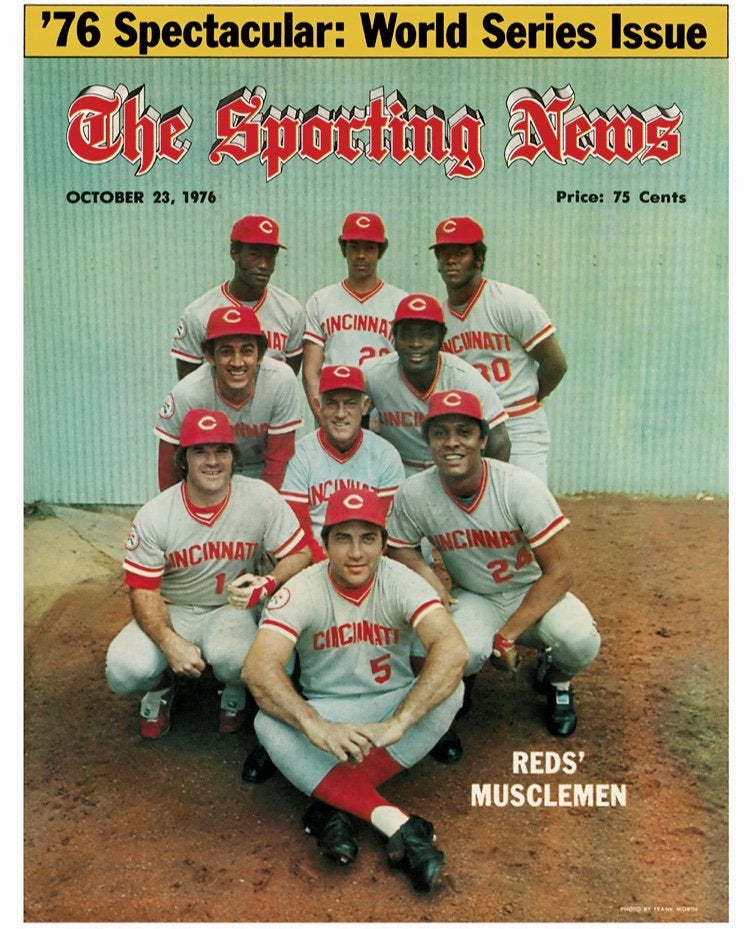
left=157, top=305, right=302, bottom=491
left=280, top=364, right=405, bottom=561
left=360, top=294, right=511, bottom=476
left=431, top=217, right=568, bottom=484
left=171, top=215, right=305, bottom=379
left=242, top=488, right=467, bottom=892
left=387, top=389, right=600, bottom=759
left=105, top=409, right=311, bottom=739
left=302, top=212, right=407, bottom=414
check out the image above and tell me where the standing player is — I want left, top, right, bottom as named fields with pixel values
left=105, top=409, right=311, bottom=738
left=242, top=489, right=467, bottom=892
left=361, top=294, right=511, bottom=475
left=431, top=216, right=567, bottom=484
left=171, top=215, right=305, bottom=378
left=156, top=305, right=302, bottom=491
left=281, top=364, right=405, bottom=561
left=387, top=390, right=600, bottom=759
left=302, top=212, right=407, bottom=414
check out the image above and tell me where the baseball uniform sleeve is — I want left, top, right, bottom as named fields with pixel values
left=377, top=441, right=406, bottom=498
left=267, top=365, right=303, bottom=435
left=122, top=504, right=167, bottom=589
left=303, top=292, right=326, bottom=348
left=509, top=468, right=570, bottom=546
left=283, top=297, right=306, bottom=358
left=385, top=482, right=425, bottom=549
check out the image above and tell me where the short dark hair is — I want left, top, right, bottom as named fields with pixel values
left=174, top=442, right=241, bottom=477
left=321, top=523, right=388, bottom=548
left=339, top=237, right=388, bottom=259
left=201, top=332, right=269, bottom=361
left=392, top=319, right=448, bottom=345
left=422, top=415, right=489, bottom=444
left=434, top=241, right=487, bottom=265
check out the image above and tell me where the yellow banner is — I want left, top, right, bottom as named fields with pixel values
left=24, top=4, right=728, bottom=58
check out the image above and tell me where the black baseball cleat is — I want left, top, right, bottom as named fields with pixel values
left=545, top=684, right=578, bottom=737
left=429, top=727, right=463, bottom=764
left=386, top=816, right=445, bottom=892
left=303, top=801, right=358, bottom=865
left=241, top=744, right=277, bottom=783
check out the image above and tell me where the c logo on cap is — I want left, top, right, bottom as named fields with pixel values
left=197, top=415, right=219, bottom=431
left=408, top=297, right=428, bottom=312
left=333, top=365, right=351, bottom=378
left=442, top=219, right=457, bottom=234
left=259, top=220, right=274, bottom=235
left=355, top=215, right=371, bottom=228
left=442, top=392, right=463, bottom=408
left=222, top=308, right=242, bottom=324
left=343, top=494, right=365, bottom=509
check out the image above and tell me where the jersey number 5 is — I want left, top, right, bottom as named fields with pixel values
left=370, top=653, right=392, bottom=684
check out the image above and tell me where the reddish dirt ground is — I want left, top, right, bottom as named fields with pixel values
left=23, top=494, right=728, bottom=923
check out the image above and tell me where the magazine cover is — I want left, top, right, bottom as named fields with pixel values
left=23, top=1, right=730, bottom=924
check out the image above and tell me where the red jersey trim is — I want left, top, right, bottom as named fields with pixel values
left=506, top=395, right=541, bottom=417
left=386, top=534, right=420, bottom=549
left=341, top=279, right=385, bottom=303
left=523, top=324, right=555, bottom=352
left=410, top=599, right=442, bottom=628
left=316, top=427, right=365, bottom=463
left=439, top=459, right=488, bottom=515
left=268, top=418, right=304, bottom=436
left=154, top=425, right=180, bottom=444
left=399, top=354, right=443, bottom=401
left=273, top=526, right=308, bottom=559
left=328, top=566, right=377, bottom=606
left=303, top=329, right=326, bottom=347
left=259, top=618, right=299, bottom=643
left=446, top=278, right=487, bottom=322
left=529, top=514, right=570, bottom=548
left=124, top=570, right=161, bottom=590
left=223, top=280, right=268, bottom=314
left=181, top=481, right=231, bottom=527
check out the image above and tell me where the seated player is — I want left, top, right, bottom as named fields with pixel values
left=242, top=489, right=467, bottom=892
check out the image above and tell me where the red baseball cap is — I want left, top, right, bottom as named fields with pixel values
left=393, top=293, right=445, bottom=326
left=323, top=488, right=387, bottom=529
left=423, top=390, right=486, bottom=427
left=429, top=217, right=485, bottom=249
left=318, top=364, right=366, bottom=394
left=340, top=212, right=386, bottom=243
left=230, top=215, right=287, bottom=249
left=179, top=409, right=237, bottom=448
left=205, top=305, right=265, bottom=341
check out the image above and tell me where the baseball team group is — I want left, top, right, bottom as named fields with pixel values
left=104, top=211, right=601, bottom=892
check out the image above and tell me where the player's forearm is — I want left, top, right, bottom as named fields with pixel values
left=499, top=570, right=572, bottom=641
left=301, top=344, right=323, bottom=414
left=130, top=588, right=181, bottom=651
left=245, top=661, right=323, bottom=735
left=537, top=361, right=567, bottom=401
left=271, top=549, right=312, bottom=589
left=391, top=638, right=467, bottom=734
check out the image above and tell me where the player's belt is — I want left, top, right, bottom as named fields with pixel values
left=505, top=395, right=540, bottom=417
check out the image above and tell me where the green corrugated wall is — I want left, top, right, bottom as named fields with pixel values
left=24, top=56, right=727, bottom=503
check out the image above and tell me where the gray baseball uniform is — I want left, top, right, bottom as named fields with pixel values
left=441, top=278, right=556, bottom=482
left=361, top=351, right=509, bottom=472
left=171, top=282, right=305, bottom=367
left=155, top=359, right=302, bottom=480
left=253, top=558, right=463, bottom=794
left=387, top=459, right=599, bottom=675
